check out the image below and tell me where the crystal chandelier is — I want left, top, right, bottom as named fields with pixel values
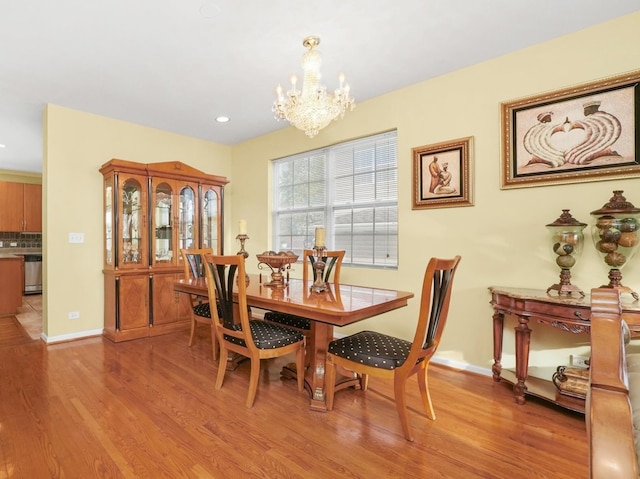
left=273, top=36, right=355, bottom=138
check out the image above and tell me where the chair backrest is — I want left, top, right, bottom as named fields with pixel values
left=404, top=256, right=461, bottom=368
left=302, top=249, right=345, bottom=284
left=181, top=248, right=214, bottom=279
left=203, top=253, right=253, bottom=346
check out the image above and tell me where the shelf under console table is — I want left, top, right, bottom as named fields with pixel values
left=489, top=286, right=640, bottom=412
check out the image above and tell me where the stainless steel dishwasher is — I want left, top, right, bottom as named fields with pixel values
left=23, top=254, right=42, bottom=294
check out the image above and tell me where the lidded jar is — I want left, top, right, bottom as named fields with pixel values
left=545, top=209, right=586, bottom=296
left=590, top=190, right=640, bottom=300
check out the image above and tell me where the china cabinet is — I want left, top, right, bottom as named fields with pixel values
left=100, top=159, right=227, bottom=342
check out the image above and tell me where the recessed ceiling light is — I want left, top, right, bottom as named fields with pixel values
left=215, top=116, right=230, bottom=123
left=0, top=144, right=6, bottom=148
left=199, top=2, right=221, bottom=19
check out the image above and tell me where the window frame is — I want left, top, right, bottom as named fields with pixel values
left=271, top=130, right=398, bottom=269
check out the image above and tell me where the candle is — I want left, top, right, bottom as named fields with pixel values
left=315, top=227, right=325, bottom=247
left=239, top=219, right=247, bottom=235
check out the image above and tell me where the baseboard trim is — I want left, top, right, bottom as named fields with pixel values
left=431, top=356, right=492, bottom=377
left=42, top=328, right=104, bottom=344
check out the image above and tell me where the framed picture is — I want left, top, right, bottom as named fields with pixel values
left=501, top=70, right=640, bottom=189
left=412, top=136, right=473, bottom=209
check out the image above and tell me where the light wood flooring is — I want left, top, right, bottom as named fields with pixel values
left=0, top=321, right=588, bottom=478
left=15, top=294, right=42, bottom=340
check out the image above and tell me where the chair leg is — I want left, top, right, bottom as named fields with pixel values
left=325, top=355, right=337, bottom=410
left=215, top=344, right=228, bottom=390
left=360, top=373, right=370, bottom=391
left=295, top=342, right=305, bottom=392
left=246, top=357, right=261, bottom=408
left=417, top=363, right=435, bottom=420
left=188, top=317, right=197, bottom=347
left=210, top=324, right=218, bottom=361
left=394, top=376, right=414, bottom=442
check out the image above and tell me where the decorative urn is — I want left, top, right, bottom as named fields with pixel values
left=545, top=209, right=586, bottom=296
left=590, top=190, right=640, bottom=300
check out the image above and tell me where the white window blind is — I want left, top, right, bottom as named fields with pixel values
left=272, top=130, right=397, bottom=268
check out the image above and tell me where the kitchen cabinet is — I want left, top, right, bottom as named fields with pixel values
left=0, top=182, right=42, bottom=232
left=23, top=184, right=42, bottom=232
left=100, top=159, right=227, bottom=342
left=0, top=255, right=23, bottom=316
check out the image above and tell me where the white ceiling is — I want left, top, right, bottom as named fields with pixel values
left=1, top=1, right=638, bottom=173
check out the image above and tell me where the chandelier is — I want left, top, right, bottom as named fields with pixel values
left=273, top=36, right=355, bottom=138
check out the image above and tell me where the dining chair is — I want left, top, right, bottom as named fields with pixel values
left=203, top=253, right=306, bottom=407
left=263, top=249, right=345, bottom=332
left=325, top=255, right=461, bottom=442
left=180, top=248, right=217, bottom=359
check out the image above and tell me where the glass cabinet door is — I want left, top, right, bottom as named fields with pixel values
left=104, top=176, right=114, bottom=266
left=179, top=185, right=196, bottom=251
left=153, top=182, right=174, bottom=265
left=120, top=177, right=146, bottom=267
left=202, top=187, right=219, bottom=252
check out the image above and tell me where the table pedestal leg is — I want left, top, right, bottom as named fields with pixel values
left=225, top=352, right=247, bottom=371
left=514, top=315, right=531, bottom=405
left=281, top=322, right=360, bottom=411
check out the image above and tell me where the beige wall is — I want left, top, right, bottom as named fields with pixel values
left=39, top=12, right=640, bottom=373
left=43, top=105, right=232, bottom=339
left=230, top=12, right=640, bottom=373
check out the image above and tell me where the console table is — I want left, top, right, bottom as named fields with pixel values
left=489, top=286, right=640, bottom=412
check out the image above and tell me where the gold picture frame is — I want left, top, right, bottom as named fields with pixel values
left=501, top=70, right=640, bottom=189
left=412, top=137, right=473, bottom=210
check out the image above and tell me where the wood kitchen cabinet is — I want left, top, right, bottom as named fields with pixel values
left=0, top=255, right=23, bottom=316
left=100, top=159, right=227, bottom=342
left=23, top=184, right=42, bottom=232
left=0, top=182, right=42, bottom=232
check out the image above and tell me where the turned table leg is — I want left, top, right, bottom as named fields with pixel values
left=514, top=315, right=531, bottom=405
left=492, top=311, right=504, bottom=382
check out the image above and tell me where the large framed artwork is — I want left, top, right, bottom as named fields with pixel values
left=412, top=136, right=473, bottom=210
left=501, top=70, right=640, bottom=189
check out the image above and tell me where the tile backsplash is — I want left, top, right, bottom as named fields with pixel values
left=0, top=232, right=42, bottom=249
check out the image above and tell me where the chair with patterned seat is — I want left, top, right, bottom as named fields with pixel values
left=180, top=248, right=217, bottom=359
left=263, top=249, right=345, bottom=332
left=325, top=255, right=461, bottom=442
left=204, top=253, right=305, bottom=407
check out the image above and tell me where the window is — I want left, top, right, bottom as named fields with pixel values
left=272, top=130, right=397, bottom=267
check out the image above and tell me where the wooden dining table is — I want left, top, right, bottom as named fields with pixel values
left=173, top=274, right=414, bottom=411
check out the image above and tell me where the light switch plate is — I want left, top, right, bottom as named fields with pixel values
left=68, top=232, right=84, bottom=244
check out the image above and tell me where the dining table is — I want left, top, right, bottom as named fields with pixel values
left=173, top=274, right=414, bottom=411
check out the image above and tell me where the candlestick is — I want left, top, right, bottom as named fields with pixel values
left=236, top=233, right=250, bottom=286
left=310, top=245, right=328, bottom=293
left=314, top=227, right=325, bottom=247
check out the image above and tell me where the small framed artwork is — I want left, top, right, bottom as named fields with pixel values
left=412, top=136, right=473, bottom=210
left=501, top=70, right=640, bottom=189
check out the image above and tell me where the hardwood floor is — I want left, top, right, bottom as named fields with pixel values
left=14, top=294, right=42, bottom=340
left=0, top=325, right=588, bottom=478
left=0, top=315, right=32, bottom=347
